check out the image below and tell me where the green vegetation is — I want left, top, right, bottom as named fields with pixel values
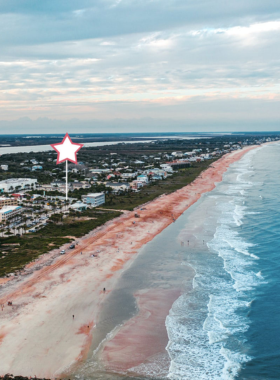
left=103, top=159, right=217, bottom=210
left=0, top=209, right=121, bottom=277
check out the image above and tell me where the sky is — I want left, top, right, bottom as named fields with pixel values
left=0, top=0, right=280, bottom=133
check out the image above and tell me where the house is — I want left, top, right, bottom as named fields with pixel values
left=121, top=173, right=138, bottom=179
left=151, top=175, right=162, bottom=181
left=70, top=201, right=87, bottom=212
left=82, top=193, right=105, bottom=207
left=137, top=175, right=149, bottom=183
left=145, top=169, right=167, bottom=179
left=32, top=165, right=43, bottom=171
left=130, top=181, right=144, bottom=190
left=160, top=164, right=173, bottom=173
left=171, top=151, right=183, bottom=158
left=1, top=165, right=8, bottom=171
left=51, top=181, right=65, bottom=188
left=106, top=182, right=130, bottom=193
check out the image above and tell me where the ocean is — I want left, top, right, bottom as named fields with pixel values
left=73, top=143, right=280, bottom=380
left=167, top=142, right=280, bottom=379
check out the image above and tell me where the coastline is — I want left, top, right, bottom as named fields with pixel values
left=0, top=145, right=260, bottom=378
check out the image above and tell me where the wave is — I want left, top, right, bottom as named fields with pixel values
left=166, top=151, right=264, bottom=380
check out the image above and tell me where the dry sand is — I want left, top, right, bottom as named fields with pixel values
left=0, top=146, right=259, bottom=378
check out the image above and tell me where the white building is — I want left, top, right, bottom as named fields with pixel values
left=70, top=201, right=87, bottom=212
left=0, top=178, right=38, bottom=193
left=83, top=193, right=105, bottom=207
left=137, top=175, right=149, bottom=183
left=0, top=205, right=23, bottom=222
left=121, top=172, right=138, bottom=179
left=1, top=165, right=8, bottom=171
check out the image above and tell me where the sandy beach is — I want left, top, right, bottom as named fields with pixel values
left=0, top=145, right=259, bottom=378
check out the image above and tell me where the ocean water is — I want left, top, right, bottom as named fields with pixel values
left=166, top=143, right=280, bottom=380
left=72, top=143, right=280, bottom=380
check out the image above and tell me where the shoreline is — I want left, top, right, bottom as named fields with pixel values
left=0, top=145, right=261, bottom=378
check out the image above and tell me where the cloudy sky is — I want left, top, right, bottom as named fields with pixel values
left=0, top=0, right=280, bottom=133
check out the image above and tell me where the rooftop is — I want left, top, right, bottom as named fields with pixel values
left=0, top=205, right=22, bottom=214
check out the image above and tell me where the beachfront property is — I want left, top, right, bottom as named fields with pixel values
left=0, top=178, right=38, bottom=193
left=166, top=160, right=191, bottom=170
left=82, top=193, right=105, bottom=207
left=0, top=196, right=18, bottom=209
left=0, top=205, right=23, bottom=222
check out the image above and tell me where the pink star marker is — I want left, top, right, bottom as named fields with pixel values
left=51, top=133, right=83, bottom=200
left=51, top=133, right=83, bottom=165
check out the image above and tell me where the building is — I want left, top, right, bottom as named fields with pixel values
left=145, top=169, right=167, bottom=179
left=167, top=160, right=191, bottom=170
left=0, top=205, right=22, bottom=222
left=137, top=175, right=149, bottom=183
left=171, top=151, right=183, bottom=158
left=160, top=164, right=173, bottom=173
left=90, top=168, right=111, bottom=174
left=130, top=181, right=144, bottom=190
left=32, top=165, right=43, bottom=171
left=82, top=193, right=105, bottom=207
left=0, top=178, right=38, bottom=193
left=1, top=165, right=8, bottom=171
left=12, top=193, right=25, bottom=200
left=70, top=201, right=87, bottom=212
left=0, top=197, right=18, bottom=209
left=121, top=172, right=138, bottom=179
left=106, top=182, right=130, bottom=193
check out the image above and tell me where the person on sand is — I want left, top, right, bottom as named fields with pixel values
left=103, top=288, right=106, bottom=292
left=73, top=315, right=74, bottom=319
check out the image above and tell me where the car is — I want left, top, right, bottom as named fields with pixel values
left=60, top=250, right=66, bottom=255
left=69, top=244, right=75, bottom=249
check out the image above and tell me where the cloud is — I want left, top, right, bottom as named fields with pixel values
left=0, top=1, right=280, bottom=130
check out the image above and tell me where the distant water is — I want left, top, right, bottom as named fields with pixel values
left=72, top=143, right=280, bottom=380
left=167, top=143, right=280, bottom=379
left=0, top=140, right=154, bottom=155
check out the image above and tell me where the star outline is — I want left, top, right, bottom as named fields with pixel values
left=50, top=133, right=83, bottom=165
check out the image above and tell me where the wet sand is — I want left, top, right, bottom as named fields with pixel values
left=0, top=146, right=259, bottom=378
left=101, top=288, right=181, bottom=376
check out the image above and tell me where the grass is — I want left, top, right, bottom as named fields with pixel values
left=0, top=209, right=121, bottom=277
left=102, top=159, right=217, bottom=211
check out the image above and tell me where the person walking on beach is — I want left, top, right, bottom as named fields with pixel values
left=73, top=315, right=74, bottom=319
